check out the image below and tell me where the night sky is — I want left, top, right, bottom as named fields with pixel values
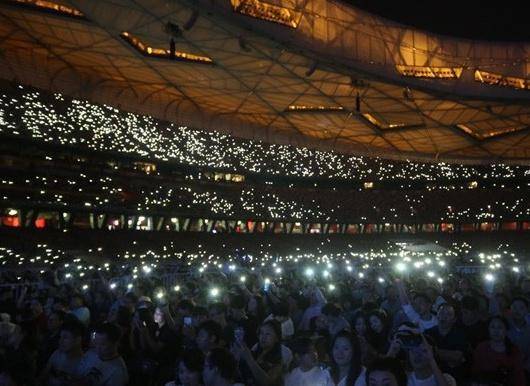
left=351, top=0, right=529, bottom=42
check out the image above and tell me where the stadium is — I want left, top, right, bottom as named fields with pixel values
left=0, top=1, right=529, bottom=385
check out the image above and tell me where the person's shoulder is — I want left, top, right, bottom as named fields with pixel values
left=443, top=373, right=457, bottom=386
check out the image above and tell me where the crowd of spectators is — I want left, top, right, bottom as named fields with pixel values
left=1, top=238, right=530, bottom=386
left=2, top=154, right=530, bottom=226
left=2, top=82, right=530, bottom=184
left=3, top=80, right=530, bottom=386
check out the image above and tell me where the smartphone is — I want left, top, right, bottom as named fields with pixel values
left=184, top=317, right=193, bottom=326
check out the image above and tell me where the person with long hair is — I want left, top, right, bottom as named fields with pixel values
left=365, top=310, right=390, bottom=356
left=471, top=316, right=526, bottom=386
left=326, top=330, right=366, bottom=386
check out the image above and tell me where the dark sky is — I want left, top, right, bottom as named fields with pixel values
left=351, top=0, right=529, bottom=42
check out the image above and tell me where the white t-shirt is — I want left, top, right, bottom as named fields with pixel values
left=76, top=350, right=129, bottom=386
left=325, top=366, right=366, bottom=386
left=402, top=305, right=438, bottom=332
left=285, top=366, right=329, bottom=386
left=71, top=307, right=90, bottom=326
left=407, top=372, right=456, bottom=386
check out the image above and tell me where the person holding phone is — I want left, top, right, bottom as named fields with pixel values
left=231, top=320, right=287, bottom=386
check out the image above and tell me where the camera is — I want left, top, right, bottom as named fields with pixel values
left=395, top=332, right=422, bottom=349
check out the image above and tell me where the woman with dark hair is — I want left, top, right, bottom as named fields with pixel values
left=325, top=330, right=366, bottom=386
left=232, top=319, right=289, bottom=386
left=471, top=316, right=526, bottom=386
left=365, top=310, right=390, bottom=355
left=165, top=348, right=204, bottom=386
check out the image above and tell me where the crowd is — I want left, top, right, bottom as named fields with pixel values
left=1, top=243, right=530, bottom=386
left=2, top=156, right=530, bottom=226
left=2, top=81, right=530, bottom=386
left=2, top=82, right=530, bottom=183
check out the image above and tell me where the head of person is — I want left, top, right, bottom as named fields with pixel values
left=177, top=299, right=194, bottom=318
left=203, top=348, right=237, bottom=386
left=258, top=319, right=282, bottom=352
left=121, top=292, right=138, bottom=312
left=461, top=295, right=480, bottom=325
left=48, top=310, right=66, bottom=333
left=366, top=357, right=407, bottom=386
left=114, top=306, right=133, bottom=328
left=322, top=303, right=342, bottom=325
left=412, top=293, right=431, bottom=317
left=30, top=299, right=43, bottom=317
left=495, top=293, right=509, bottom=312
left=436, top=303, right=456, bottom=331
left=70, top=294, right=84, bottom=309
left=247, top=295, right=265, bottom=318
left=176, top=349, right=204, bottom=386
left=271, top=301, right=290, bottom=321
left=208, top=303, right=227, bottom=326
left=353, top=312, right=367, bottom=336
left=94, top=322, right=122, bottom=360
left=330, top=331, right=362, bottom=385
left=293, top=337, right=318, bottom=371
left=367, top=310, right=387, bottom=335
left=229, top=294, right=246, bottom=321
left=488, top=316, right=509, bottom=344
left=153, top=306, right=168, bottom=327
left=58, top=320, right=84, bottom=353
left=192, top=306, right=208, bottom=327
left=458, top=277, right=471, bottom=293
left=385, top=285, right=398, bottom=301
left=52, top=298, right=69, bottom=312
left=196, top=320, right=222, bottom=354
left=510, top=297, right=529, bottom=322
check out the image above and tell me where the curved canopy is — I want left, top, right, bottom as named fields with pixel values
left=0, top=0, right=529, bottom=160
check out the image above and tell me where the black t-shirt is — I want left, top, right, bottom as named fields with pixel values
left=425, top=325, right=470, bottom=379
left=459, top=320, right=489, bottom=349
left=153, top=323, right=180, bottom=365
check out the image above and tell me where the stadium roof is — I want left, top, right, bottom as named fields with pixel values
left=0, top=0, right=529, bottom=161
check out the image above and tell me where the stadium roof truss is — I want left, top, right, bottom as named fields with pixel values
left=0, top=0, right=529, bottom=161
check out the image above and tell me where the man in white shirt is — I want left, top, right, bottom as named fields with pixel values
left=76, top=323, right=128, bottom=386
left=396, top=280, right=437, bottom=332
